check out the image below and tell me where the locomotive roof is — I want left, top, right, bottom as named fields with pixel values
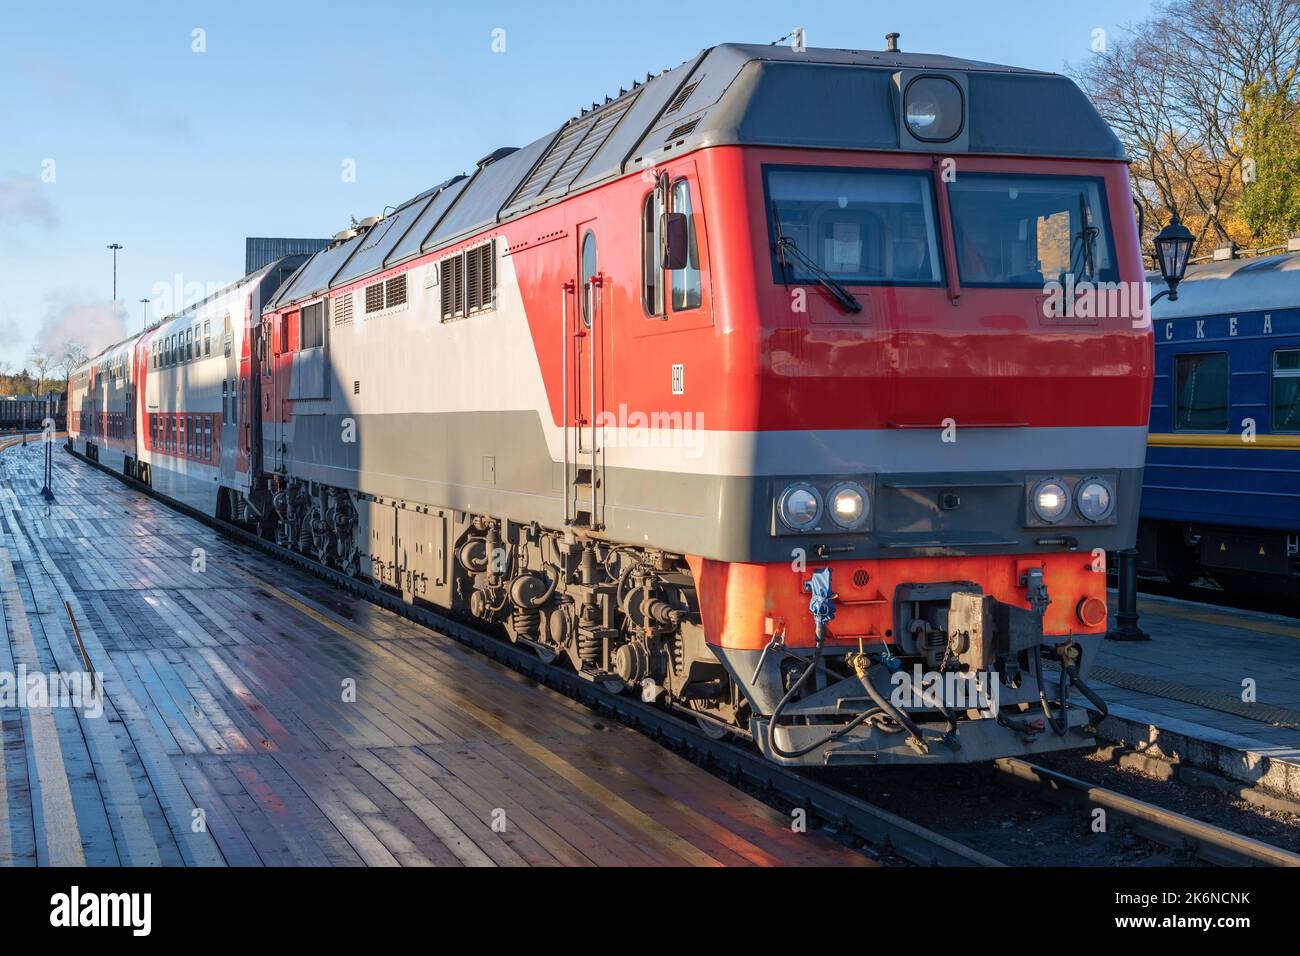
left=1151, top=251, right=1300, bottom=321
left=269, top=41, right=1123, bottom=310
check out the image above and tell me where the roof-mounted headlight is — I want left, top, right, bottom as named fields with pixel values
left=904, top=75, right=964, bottom=143
left=777, top=482, right=823, bottom=531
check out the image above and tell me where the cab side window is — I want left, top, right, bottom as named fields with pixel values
left=642, top=190, right=664, bottom=317
left=669, top=178, right=701, bottom=311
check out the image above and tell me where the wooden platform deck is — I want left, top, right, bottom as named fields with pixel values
left=0, top=442, right=867, bottom=867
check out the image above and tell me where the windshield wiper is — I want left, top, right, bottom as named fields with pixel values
left=1068, top=192, right=1100, bottom=282
left=772, top=203, right=863, bottom=314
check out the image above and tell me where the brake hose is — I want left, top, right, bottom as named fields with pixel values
left=1032, top=648, right=1069, bottom=736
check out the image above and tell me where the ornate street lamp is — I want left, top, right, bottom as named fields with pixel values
left=1151, top=212, right=1194, bottom=303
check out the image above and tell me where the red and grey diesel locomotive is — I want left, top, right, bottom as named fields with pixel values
left=69, top=42, right=1151, bottom=766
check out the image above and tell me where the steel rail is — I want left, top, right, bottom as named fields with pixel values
left=995, top=757, right=1300, bottom=867
left=60, top=443, right=999, bottom=868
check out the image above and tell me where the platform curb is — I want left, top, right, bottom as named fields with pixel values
left=1097, top=701, right=1300, bottom=802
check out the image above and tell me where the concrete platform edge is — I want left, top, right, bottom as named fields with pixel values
left=1097, top=701, right=1300, bottom=802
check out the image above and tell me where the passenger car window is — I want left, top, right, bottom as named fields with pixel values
left=1274, top=349, right=1300, bottom=432
left=670, top=179, right=701, bottom=311
left=1174, top=352, right=1229, bottom=431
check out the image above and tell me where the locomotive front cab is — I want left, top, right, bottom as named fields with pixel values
left=684, top=51, right=1152, bottom=765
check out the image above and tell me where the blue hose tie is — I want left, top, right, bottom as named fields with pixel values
left=807, top=568, right=836, bottom=625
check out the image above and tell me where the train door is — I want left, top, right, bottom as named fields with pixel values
left=562, top=220, right=606, bottom=530
left=222, top=312, right=240, bottom=487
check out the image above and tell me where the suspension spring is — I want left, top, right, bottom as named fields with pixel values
left=577, top=629, right=601, bottom=664
left=511, top=606, right=541, bottom=640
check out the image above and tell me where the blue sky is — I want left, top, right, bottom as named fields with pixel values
left=0, top=0, right=1157, bottom=371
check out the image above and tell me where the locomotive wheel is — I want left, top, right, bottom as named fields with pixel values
left=694, top=715, right=730, bottom=740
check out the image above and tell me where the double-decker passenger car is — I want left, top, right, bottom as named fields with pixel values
left=71, top=42, right=1152, bottom=766
left=1140, top=252, right=1300, bottom=598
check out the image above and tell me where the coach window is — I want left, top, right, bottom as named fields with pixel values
left=204, top=320, right=211, bottom=356
left=1174, top=352, right=1229, bottom=431
left=669, top=178, right=701, bottom=310
left=204, top=418, right=212, bottom=459
left=1273, top=349, right=1300, bottom=432
left=223, top=314, right=232, bottom=357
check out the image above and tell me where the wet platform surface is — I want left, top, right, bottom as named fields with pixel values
left=0, top=442, right=867, bottom=867
left=1096, top=591, right=1300, bottom=768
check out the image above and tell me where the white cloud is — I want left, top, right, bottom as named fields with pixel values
left=0, top=174, right=57, bottom=230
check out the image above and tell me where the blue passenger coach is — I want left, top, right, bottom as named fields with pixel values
left=1140, top=251, right=1300, bottom=598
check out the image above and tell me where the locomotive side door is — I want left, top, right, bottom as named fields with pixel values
left=563, top=220, right=605, bottom=530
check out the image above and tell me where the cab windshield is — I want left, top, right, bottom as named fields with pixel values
left=947, top=173, right=1117, bottom=287
left=764, top=166, right=1119, bottom=291
left=765, top=167, right=943, bottom=286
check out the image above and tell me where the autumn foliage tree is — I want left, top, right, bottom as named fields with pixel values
left=1071, top=0, right=1300, bottom=259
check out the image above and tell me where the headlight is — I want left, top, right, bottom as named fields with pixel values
left=1076, top=478, right=1116, bottom=522
left=1031, top=478, right=1070, bottom=523
left=827, top=481, right=870, bottom=530
left=777, top=482, right=823, bottom=531
left=904, top=76, right=964, bottom=142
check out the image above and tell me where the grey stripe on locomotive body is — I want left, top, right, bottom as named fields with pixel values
left=282, top=409, right=1142, bottom=563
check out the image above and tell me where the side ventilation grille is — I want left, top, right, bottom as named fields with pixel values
left=665, top=119, right=699, bottom=141
left=664, top=80, right=700, bottom=115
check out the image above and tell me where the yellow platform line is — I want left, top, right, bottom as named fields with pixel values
left=1137, top=597, right=1300, bottom=639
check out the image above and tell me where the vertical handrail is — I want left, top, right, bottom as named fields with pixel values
left=561, top=281, right=571, bottom=524
left=589, top=274, right=602, bottom=529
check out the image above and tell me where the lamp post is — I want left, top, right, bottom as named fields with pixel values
left=107, top=243, right=123, bottom=301
left=139, top=297, right=151, bottom=330
left=1108, top=211, right=1195, bottom=642
left=1150, top=212, right=1194, bottom=303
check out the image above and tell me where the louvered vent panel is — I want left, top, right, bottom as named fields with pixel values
left=467, top=241, right=494, bottom=313
left=548, top=100, right=631, bottom=193
left=479, top=242, right=494, bottom=310
left=665, top=118, right=700, bottom=141
left=440, top=255, right=464, bottom=319
left=510, top=117, right=594, bottom=206
left=664, top=80, right=700, bottom=115
left=439, top=259, right=454, bottom=318
left=364, top=282, right=385, bottom=313
left=385, top=274, right=407, bottom=308
left=334, top=292, right=353, bottom=325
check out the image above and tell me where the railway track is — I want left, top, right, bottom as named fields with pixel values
left=994, top=758, right=1300, bottom=867
left=56, top=444, right=1300, bottom=868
